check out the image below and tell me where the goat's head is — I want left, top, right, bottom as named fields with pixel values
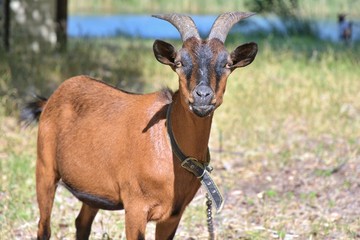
left=153, top=12, right=258, bottom=118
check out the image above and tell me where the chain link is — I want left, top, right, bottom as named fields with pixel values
left=206, top=193, right=215, bottom=240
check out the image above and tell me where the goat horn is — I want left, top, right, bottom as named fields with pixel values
left=208, top=12, right=255, bottom=43
left=152, top=14, right=200, bottom=41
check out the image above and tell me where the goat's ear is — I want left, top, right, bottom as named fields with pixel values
left=153, top=40, right=176, bottom=67
left=229, top=42, right=258, bottom=69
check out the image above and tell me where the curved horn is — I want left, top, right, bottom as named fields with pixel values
left=152, top=14, right=200, bottom=41
left=208, top=12, right=255, bottom=43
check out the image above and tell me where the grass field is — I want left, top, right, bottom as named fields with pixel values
left=1, top=32, right=360, bottom=239
left=68, top=0, right=360, bottom=19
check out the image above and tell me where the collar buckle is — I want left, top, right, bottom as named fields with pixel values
left=181, top=157, right=207, bottom=178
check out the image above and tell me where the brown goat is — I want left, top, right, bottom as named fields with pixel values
left=22, top=12, right=258, bottom=240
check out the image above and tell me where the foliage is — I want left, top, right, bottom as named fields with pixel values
left=244, top=0, right=317, bottom=36
left=244, top=0, right=299, bottom=18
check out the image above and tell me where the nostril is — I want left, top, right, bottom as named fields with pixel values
left=196, top=91, right=210, bottom=97
left=195, top=86, right=213, bottom=98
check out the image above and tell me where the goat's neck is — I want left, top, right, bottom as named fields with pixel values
left=170, top=92, right=213, bottom=163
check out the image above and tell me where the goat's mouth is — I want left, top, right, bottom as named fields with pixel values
left=190, top=104, right=215, bottom=117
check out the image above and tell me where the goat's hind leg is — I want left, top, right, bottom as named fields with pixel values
left=36, top=156, right=59, bottom=240
left=75, top=203, right=99, bottom=240
left=36, top=125, right=61, bottom=240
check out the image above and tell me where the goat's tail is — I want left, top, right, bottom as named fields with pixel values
left=20, top=96, right=48, bottom=126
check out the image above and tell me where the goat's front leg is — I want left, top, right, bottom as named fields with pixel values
left=124, top=205, right=148, bottom=240
left=155, top=216, right=182, bottom=240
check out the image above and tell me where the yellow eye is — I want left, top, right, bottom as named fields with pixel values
left=175, top=61, right=182, bottom=68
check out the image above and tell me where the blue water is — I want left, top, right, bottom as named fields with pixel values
left=68, top=15, right=219, bottom=39
left=68, top=14, right=360, bottom=42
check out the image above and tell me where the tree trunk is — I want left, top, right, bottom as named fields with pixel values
left=3, top=0, right=11, bottom=51
left=55, top=0, right=67, bottom=51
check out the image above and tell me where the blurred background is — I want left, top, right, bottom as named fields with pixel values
left=1, top=0, right=360, bottom=239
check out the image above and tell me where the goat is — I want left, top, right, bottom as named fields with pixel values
left=22, top=12, right=258, bottom=240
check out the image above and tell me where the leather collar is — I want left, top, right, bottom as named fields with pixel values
left=166, top=103, right=224, bottom=212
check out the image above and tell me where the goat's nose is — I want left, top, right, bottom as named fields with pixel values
left=196, top=86, right=211, bottom=97
left=194, top=85, right=214, bottom=103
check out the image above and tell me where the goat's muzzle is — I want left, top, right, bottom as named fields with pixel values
left=190, top=84, right=215, bottom=117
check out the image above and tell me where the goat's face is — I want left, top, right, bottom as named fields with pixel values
left=153, top=38, right=257, bottom=117
left=153, top=12, right=258, bottom=117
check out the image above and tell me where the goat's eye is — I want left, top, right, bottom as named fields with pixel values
left=175, top=61, right=182, bottom=68
left=225, top=63, right=232, bottom=69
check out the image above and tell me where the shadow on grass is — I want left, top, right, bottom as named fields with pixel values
left=0, top=37, right=151, bottom=114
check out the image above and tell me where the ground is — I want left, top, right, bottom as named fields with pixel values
left=1, top=114, right=359, bottom=239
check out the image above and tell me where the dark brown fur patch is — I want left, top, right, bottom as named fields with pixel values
left=159, top=87, right=174, bottom=103
left=59, top=181, right=124, bottom=210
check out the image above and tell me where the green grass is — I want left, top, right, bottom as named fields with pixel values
left=69, top=0, right=247, bottom=15
left=1, top=34, right=360, bottom=239
left=68, top=0, right=360, bottom=20
left=214, top=35, right=360, bottom=154
left=1, top=153, right=36, bottom=229
left=0, top=114, right=38, bottom=238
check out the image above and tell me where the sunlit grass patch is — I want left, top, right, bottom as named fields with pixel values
left=214, top=35, right=360, bottom=152
left=0, top=152, right=37, bottom=237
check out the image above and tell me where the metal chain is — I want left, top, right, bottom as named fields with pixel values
left=206, top=193, right=215, bottom=240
